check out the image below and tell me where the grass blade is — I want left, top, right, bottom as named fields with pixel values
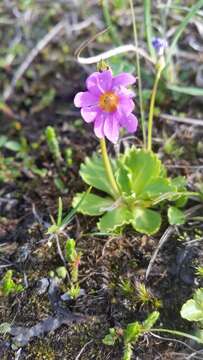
left=167, top=84, right=203, bottom=96
left=166, top=0, right=203, bottom=65
left=102, top=0, right=121, bottom=46
left=61, top=186, right=91, bottom=228
left=129, top=0, right=147, bottom=148
left=57, top=197, right=63, bottom=226
left=144, top=0, right=156, bottom=61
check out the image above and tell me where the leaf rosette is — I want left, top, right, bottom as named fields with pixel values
left=73, top=148, right=187, bottom=235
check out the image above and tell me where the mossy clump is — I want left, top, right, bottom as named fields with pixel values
left=27, top=340, right=55, bottom=360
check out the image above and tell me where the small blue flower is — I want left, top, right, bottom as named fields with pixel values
left=152, top=38, right=167, bottom=56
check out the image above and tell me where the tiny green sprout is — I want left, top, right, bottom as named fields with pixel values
left=66, top=238, right=77, bottom=262
left=67, top=283, right=80, bottom=300
left=56, top=266, right=67, bottom=280
left=47, top=189, right=91, bottom=237
left=0, top=270, right=23, bottom=296
left=163, top=136, right=184, bottom=159
left=65, top=148, right=73, bottom=167
left=195, top=266, right=203, bottom=278
left=103, top=328, right=120, bottom=346
left=47, top=197, right=63, bottom=235
left=66, top=238, right=81, bottom=284
left=136, top=282, right=152, bottom=305
left=119, top=278, right=134, bottom=296
left=45, top=126, right=62, bottom=162
left=103, top=312, right=159, bottom=360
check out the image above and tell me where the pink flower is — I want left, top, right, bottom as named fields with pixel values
left=74, top=70, right=138, bottom=144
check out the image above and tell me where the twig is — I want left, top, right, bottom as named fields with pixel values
left=75, top=340, right=93, bottom=360
left=77, top=44, right=154, bottom=65
left=160, top=113, right=203, bottom=127
left=150, top=332, right=197, bottom=353
left=146, top=226, right=174, bottom=280
left=185, top=236, right=203, bottom=246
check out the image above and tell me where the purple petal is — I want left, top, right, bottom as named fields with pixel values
left=104, top=113, right=120, bottom=144
left=74, top=91, right=98, bottom=108
left=112, top=73, right=136, bottom=88
left=86, top=72, right=102, bottom=96
left=120, top=113, right=138, bottom=133
left=81, top=106, right=99, bottom=123
left=118, top=96, right=135, bottom=115
left=97, top=70, right=112, bottom=93
left=118, top=86, right=135, bottom=98
left=94, top=113, right=105, bottom=138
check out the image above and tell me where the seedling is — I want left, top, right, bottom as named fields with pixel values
left=103, top=311, right=159, bottom=360
left=47, top=191, right=90, bottom=237
left=45, top=126, right=62, bottom=163
left=0, top=270, right=23, bottom=296
left=64, top=148, right=73, bottom=167
left=65, top=238, right=81, bottom=299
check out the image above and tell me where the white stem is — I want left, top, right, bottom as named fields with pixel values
left=77, top=44, right=154, bottom=65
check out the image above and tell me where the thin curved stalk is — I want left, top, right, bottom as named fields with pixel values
left=129, top=0, right=147, bottom=148
left=147, top=66, right=162, bottom=151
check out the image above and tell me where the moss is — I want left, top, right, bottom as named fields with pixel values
left=27, top=340, right=55, bottom=360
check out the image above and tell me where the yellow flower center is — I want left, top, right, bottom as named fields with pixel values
left=99, top=91, right=119, bottom=112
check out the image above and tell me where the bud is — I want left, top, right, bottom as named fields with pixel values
left=152, top=38, right=167, bottom=57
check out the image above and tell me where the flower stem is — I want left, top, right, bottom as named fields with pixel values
left=100, top=138, right=119, bottom=198
left=129, top=0, right=147, bottom=149
left=147, top=65, right=163, bottom=151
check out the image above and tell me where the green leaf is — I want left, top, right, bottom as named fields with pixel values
left=124, top=322, right=142, bottom=344
left=108, top=56, right=135, bottom=75
left=98, top=205, right=132, bottom=233
left=142, top=178, right=175, bottom=199
left=0, top=135, right=8, bottom=147
left=143, top=311, right=159, bottom=331
left=102, top=328, right=117, bottom=346
left=5, top=141, right=21, bottom=152
left=80, top=154, right=116, bottom=197
left=123, top=149, right=161, bottom=196
left=116, top=163, right=132, bottom=195
left=181, top=299, right=203, bottom=322
left=72, top=192, right=114, bottom=216
left=132, top=208, right=161, bottom=235
left=167, top=84, right=203, bottom=96
left=168, top=206, right=186, bottom=225
left=171, top=176, right=187, bottom=190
